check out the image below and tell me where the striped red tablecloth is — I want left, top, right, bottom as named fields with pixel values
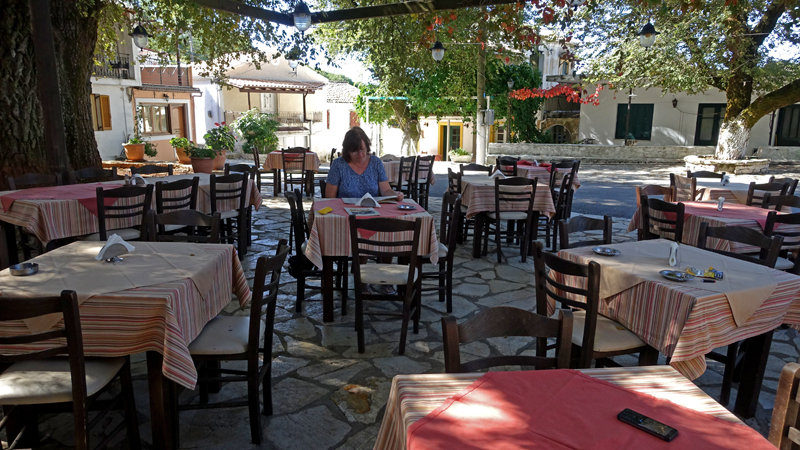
left=555, top=243, right=800, bottom=380
left=261, top=151, right=321, bottom=172
left=517, top=166, right=582, bottom=190
left=0, top=174, right=261, bottom=246
left=382, top=161, right=437, bottom=186
left=0, top=242, right=251, bottom=389
left=374, top=366, right=740, bottom=450
left=304, top=198, right=439, bottom=269
left=460, top=175, right=556, bottom=219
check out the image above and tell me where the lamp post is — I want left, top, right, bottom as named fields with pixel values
left=507, top=79, right=514, bottom=142
left=624, top=22, right=659, bottom=145
left=624, top=88, right=636, bottom=145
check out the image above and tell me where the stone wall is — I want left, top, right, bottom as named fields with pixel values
left=754, top=147, right=800, bottom=164
left=487, top=143, right=714, bottom=164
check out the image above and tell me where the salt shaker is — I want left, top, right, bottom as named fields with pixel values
left=124, top=174, right=131, bottom=186
left=717, top=196, right=725, bottom=211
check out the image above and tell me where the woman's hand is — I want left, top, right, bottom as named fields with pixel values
left=395, top=191, right=404, bottom=202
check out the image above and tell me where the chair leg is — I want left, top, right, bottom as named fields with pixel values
left=438, top=263, right=446, bottom=304
left=720, top=342, right=740, bottom=406
left=262, top=365, right=273, bottom=417
left=445, top=261, right=454, bottom=313
left=398, top=304, right=409, bottom=356
left=494, top=219, right=504, bottom=263
left=339, top=259, right=349, bottom=315
left=637, top=346, right=659, bottom=366
left=247, top=370, right=263, bottom=444
left=120, top=356, right=142, bottom=450
left=356, top=290, right=365, bottom=353
left=295, top=276, right=306, bottom=313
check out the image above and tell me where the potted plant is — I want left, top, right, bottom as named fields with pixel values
left=123, top=106, right=158, bottom=161
left=170, top=137, right=192, bottom=164
left=204, top=122, right=236, bottom=169
left=449, top=148, right=472, bottom=163
left=233, top=109, right=279, bottom=166
left=187, top=144, right=216, bottom=174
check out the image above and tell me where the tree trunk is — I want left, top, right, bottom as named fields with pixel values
left=0, top=0, right=101, bottom=189
left=389, top=100, right=419, bottom=156
left=714, top=116, right=752, bottom=160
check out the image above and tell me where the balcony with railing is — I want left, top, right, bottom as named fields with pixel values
left=140, top=66, right=192, bottom=87
left=274, top=111, right=324, bottom=124
left=93, top=53, right=135, bottom=80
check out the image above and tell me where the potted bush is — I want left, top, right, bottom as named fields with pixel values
left=123, top=106, right=158, bottom=161
left=170, top=137, right=192, bottom=164
left=187, top=144, right=216, bottom=174
left=204, top=122, right=236, bottom=169
left=449, top=148, right=472, bottom=163
left=233, top=109, right=279, bottom=166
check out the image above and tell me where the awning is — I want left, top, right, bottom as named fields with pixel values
left=228, top=78, right=325, bottom=94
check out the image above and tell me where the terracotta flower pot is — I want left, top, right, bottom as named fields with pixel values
left=123, top=143, right=145, bottom=162
left=175, top=147, right=192, bottom=164
left=213, top=149, right=227, bottom=170
left=190, top=157, right=215, bottom=174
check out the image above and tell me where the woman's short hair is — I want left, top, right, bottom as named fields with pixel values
left=342, top=127, right=371, bottom=162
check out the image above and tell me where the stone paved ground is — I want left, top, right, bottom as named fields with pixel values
left=24, top=162, right=800, bottom=449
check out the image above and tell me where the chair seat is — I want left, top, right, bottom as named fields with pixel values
left=0, top=357, right=125, bottom=405
left=80, top=227, right=141, bottom=241
left=415, top=178, right=428, bottom=184
left=219, top=210, right=240, bottom=220
left=775, top=257, right=795, bottom=271
left=571, top=310, right=647, bottom=352
left=437, top=242, right=448, bottom=259
left=360, top=263, right=417, bottom=285
left=188, top=316, right=265, bottom=355
left=164, top=224, right=187, bottom=232
left=488, top=211, right=530, bottom=221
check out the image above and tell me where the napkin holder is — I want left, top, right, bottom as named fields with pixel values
left=668, top=242, right=679, bottom=267
left=721, top=175, right=730, bottom=186
left=131, top=174, right=148, bottom=186
left=490, top=170, right=506, bottom=179
left=717, top=197, right=725, bottom=211
left=95, top=234, right=135, bottom=262
left=355, top=193, right=379, bottom=208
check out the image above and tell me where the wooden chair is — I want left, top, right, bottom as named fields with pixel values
left=558, top=215, right=613, bottom=250
left=768, top=362, right=800, bottom=448
left=639, top=196, right=685, bottom=243
left=496, top=156, right=519, bottom=177
left=285, top=190, right=348, bottom=314
left=146, top=210, right=221, bottom=243
left=459, top=163, right=493, bottom=176
left=152, top=176, right=200, bottom=237
left=687, top=170, right=726, bottom=180
left=177, top=241, right=290, bottom=445
left=483, top=177, right=538, bottom=263
left=542, top=170, right=576, bottom=252
left=349, top=215, right=422, bottom=354
left=552, top=160, right=579, bottom=217
left=389, top=156, right=415, bottom=199
left=83, top=184, right=153, bottom=241
left=747, top=181, right=789, bottom=208
left=70, top=167, right=118, bottom=184
left=0, top=290, right=139, bottom=450
left=765, top=210, right=800, bottom=273
left=441, top=307, right=573, bottom=373
left=225, top=164, right=258, bottom=246
left=532, top=242, right=658, bottom=369
left=210, top=172, right=249, bottom=256
left=697, top=221, right=783, bottom=406
left=412, top=155, right=435, bottom=209
left=635, top=185, right=673, bottom=206
left=447, top=168, right=461, bottom=195
left=250, top=150, right=273, bottom=193
left=669, top=173, right=697, bottom=201
left=768, top=176, right=799, bottom=196
left=420, top=192, right=461, bottom=313
left=282, top=147, right=310, bottom=196
left=319, top=179, right=328, bottom=198
left=763, top=193, right=800, bottom=213
left=7, top=172, right=62, bottom=190
left=130, top=164, right=173, bottom=177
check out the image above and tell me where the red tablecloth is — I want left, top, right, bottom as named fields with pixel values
left=322, top=200, right=421, bottom=239
left=680, top=201, right=776, bottom=230
left=407, top=370, right=774, bottom=450
left=0, top=182, right=123, bottom=216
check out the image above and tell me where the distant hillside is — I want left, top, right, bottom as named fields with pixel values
left=314, top=68, right=354, bottom=84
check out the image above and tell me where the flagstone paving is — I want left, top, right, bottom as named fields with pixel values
left=21, top=163, right=800, bottom=449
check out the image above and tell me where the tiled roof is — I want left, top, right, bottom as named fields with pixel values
left=327, top=81, right=359, bottom=104
left=227, top=78, right=325, bottom=92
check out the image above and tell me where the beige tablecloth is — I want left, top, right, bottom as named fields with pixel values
left=460, top=175, right=556, bottom=219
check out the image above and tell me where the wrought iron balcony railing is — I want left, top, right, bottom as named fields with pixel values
left=93, top=53, right=135, bottom=80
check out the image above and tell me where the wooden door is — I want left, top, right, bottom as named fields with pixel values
left=170, top=105, right=186, bottom=138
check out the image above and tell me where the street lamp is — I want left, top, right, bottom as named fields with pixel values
left=637, top=22, right=659, bottom=49
left=288, top=59, right=299, bottom=70
left=293, top=1, right=312, bottom=32
left=130, top=25, right=150, bottom=49
left=430, top=41, right=445, bottom=62
left=507, top=79, right=514, bottom=142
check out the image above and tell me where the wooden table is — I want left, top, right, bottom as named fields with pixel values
left=459, top=175, right=556, bottom=258
left=374, top=366, right=742, bottom=450
left=556, top=239, right=800, bottom=418
left=261, top=151, right=321, bottom=195
left=0, top=174, right=261, bottom=268
left=304, top=198, right=439, bottom=322
left=0, top=241, right=251, bottom=450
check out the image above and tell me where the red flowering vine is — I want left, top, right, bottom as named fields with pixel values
left=510, top=84, right=604, bottom=106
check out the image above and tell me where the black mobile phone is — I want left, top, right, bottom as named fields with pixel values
left=617, top=408, right=679, bottom=442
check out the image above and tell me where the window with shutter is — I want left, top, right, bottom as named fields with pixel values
left=100, top=96, right=112, bottom=130
left=694, top=104, right=726, bottom=145
left=614, top=104, right=654, bottom=140
left=90, top=95, right=112, bottom=131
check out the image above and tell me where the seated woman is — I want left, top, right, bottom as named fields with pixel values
left=325, top=127, right=404, bottom=201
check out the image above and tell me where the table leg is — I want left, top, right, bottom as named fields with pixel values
left=147, top=351, right=177, bottom=450
left=323, top=256, right=334, bottom=322
left=272, top=169, right=282, bottom=196
left=472, top=213, right=485, bottom=258
left=0, top=220, right=19, bottom=269
left=733, top=330, right=773, bottom=418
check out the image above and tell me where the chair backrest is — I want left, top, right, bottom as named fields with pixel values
left=670, top=173, right=697, bottom=201
left=71, top=167, right=118, bottom=184
left=130, top=164, right=173, bottom=177
left=7, top=172, right=62, bottom=190
left=687, top=170, right=726, bottom=180
left=635, top=185, right=673, bottom=206
left=414, top=155, right=435, bottom=186
left=285, top=190, right=309, bottom=252
left=552, top=170, right=576, bottom=221
left=763, top=194, right=800, bottom=213
left=397, top=156, right=416, bottom=187
left=532, top=241, right=601, bottom=369
left=459, top=163, right=493, bottom=176
left=96, top=184, right=153, bottom=240
left=155, top=176, right=199, bottom=214
left=0, top=290, right=90, bottom=449
left=697, top=222, right=783, bottom=268
left=330, top=148, right=338, bottom=162
left=441, top=307, right=573, bottom=373
left=225, top=163, right=256, bottom=178
left=252, top=149, right=262, bottom=169
left=209, top=172, right=248, bottom=214
left=146, top=210, right=221, bottom=243
left=348, top=216, right=421, bottom=292
left=558, top=215, right=613, bottom=250
left=639, top=195, right=685, bottom=243
left=493, top=177, right=537, bottom=222
left=765, top=211, right=800, bottom=251
left=282, top=147, right=307, bottom=173
left=768, top=177, right=799, bottom=196
left=748, top=181, right=790, bottom=208
left=319, top=179, right=328, bottom=198
left=496, top=156, right=518, bottom=177
left=249, top=240, right=290, bottom=363
left=439, top=192, right=462, bottom=261
left=447, top=168, right=461, bottom=195
left=380, top=154, right=399, bottom=162
left=769, top=362, right=800, bottom=449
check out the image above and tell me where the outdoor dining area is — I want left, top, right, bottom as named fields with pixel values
left=4, top=151, right=800, bottom=450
